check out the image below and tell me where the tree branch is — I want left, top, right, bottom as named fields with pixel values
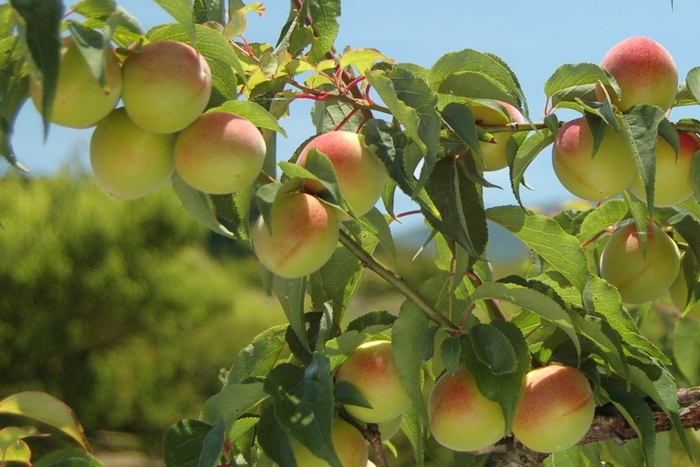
left=485, top=386, right=700, bottom=467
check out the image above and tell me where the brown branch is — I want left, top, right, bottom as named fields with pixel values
left=485, top=386, right=700, bottom=467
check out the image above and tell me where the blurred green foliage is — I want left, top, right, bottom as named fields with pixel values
left=0, top=170, right=286, bottom=446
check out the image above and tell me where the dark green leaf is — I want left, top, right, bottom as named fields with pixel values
left=273, top=276, right=308, bottom=352
left=10, top=0, right=63, bottom=138
left=425, top=157, right=488, bottom=261
left=263, top=355, right=340, bottom=467
left=604, top=381, right=657, bottom=466
left=468, top=323, right=517, bottom=375
left=440, top=336, right=461, bottom=375
left=511, top=129, right=555, bottom=206
left=345, top=310, right=397, bottom=333
left=544, top=62, right=620, bottom=109
left=33, top=449, right=104, bottom=467
left=306, top=0, right=340, bottom=63
left=163, top=419, right=213, bottom=467
left=153, top=0, right=196, bottom=44
left=199, top=417, right=226, bottom=467
left=441, top=103, right=483, bottom=159
left=333, top=380, right=372, bottom=409
left=257, top=404, right=295, bottom=467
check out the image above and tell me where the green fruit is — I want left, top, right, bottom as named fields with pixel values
left=600, top=221, right=681, bottom=304
left=90, top=108, right=175, bottom=200
left=30, top=36, right=122, bottom=128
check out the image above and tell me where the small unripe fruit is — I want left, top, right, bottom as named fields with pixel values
left=335, top=340, right=411, bottom=424
left=122, top=40, right=212, bottom=133
left=628, top=132, right=700, bottom=207
left=428, top=365, right=506, bottom=452
left=90, top=108, right=176, bottom=200
left=251, top=192, right=338, bottom=279
left=597, top=36, right=678, bottom=112
left=291, top=418, right=368, bottom=467
left=173, top=112, right=266, bottom=194
left=297, top=131, right=386, bottom=219
left=552, top=117, right=636, bottom=201
left=469, top=101, right=524, bottom=171
left=30, top=36, right=122, bottom=128
left=512, top=365, right=595, bottom=453
left=599, top=221, right=681, bottom=304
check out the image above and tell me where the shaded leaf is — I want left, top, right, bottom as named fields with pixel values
left=200, top=383, right=267, bottom=429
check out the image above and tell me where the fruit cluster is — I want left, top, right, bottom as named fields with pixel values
left=551, top=36, right=698, bottom=205
left=292, top=340, right=596, bottom=465
left=33, top=37, right=267, bottom=201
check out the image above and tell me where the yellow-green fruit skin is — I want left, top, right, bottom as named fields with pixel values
left=291, top=418, right=368, bottom=467
left=297, top=131, right=387, bottom=219
left=552, top=117, right=636, bottom=201
left=173, top=112, right=266, bottom=194
left=90, top=108, right=176, bottom=200
left=600, top=222, right=681, bottom=304
left=597, top=36, right=678, bottom=112
left=121, top=40, right=212, bottom=133
left=251, top=192, right=338, bottom=279
left=428, top=365, right=506, bottom=452
left=334, top=340, right=411, bottom=424
left=470, top=101, right=524, bottom=172
left=628, top=132, right=700, bottom=207
left=512, top=365, right=595, bottom=453
left=30, top=36, right=122, bottom=129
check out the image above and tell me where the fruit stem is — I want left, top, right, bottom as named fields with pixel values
left=338, top=230, right=461, bottom=333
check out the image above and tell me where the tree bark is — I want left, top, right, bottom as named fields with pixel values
left=485, top=387, right=700, bottom=467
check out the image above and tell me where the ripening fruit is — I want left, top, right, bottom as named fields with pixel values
left=29, top=36, right=122, bottom=128
left=376, top=414, right=403, bottom=441
left=628, top=132, right=700, bottom=207
left=512, top=365, right=595, bottom=453
left=334, top=340, right=411, bottom=424
left=428, top=365, right=506, bottom=452
left=469, top=100, right=524, bottom=171
left=90, top=108, right=176, bottom=200
left=552, top=117, right=636, bottom=201
left=297, top=131, right=387, bottom=219
left=599, top=221, right=681, bottom=304
left=251, top=192, right=338, bottom=279
left=291, top=418, right=368, bottom=467
left=121, top=40, right=212, bottom=133
left=173, top=111, right=266, bottom=194
left=597, top=36, right=678, bottom=112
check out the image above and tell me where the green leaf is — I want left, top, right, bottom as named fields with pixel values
left=312, top=99, right=363, bottom=134
left=172, top=172, right=236, bottom=239
left=200, top=383, right=267, bottom=429
left=345, top=310, right=396, bottom=333
left=365, top=67, right=440, bottom=192
left=263, top=355, right=341, bottom=467
left=163, top=419, right=213, bottom=467
left=209, top=188, right=253, bottom=241
left=333, top=380, right=372, bottom=409
left=673, top=317, right=700, bottom=385
left=210, top=100, right=287, bottom=137
left=1, top=437, right=31, bottom=463
left=544, top=62, right=620, bottom=109
left=543, top=446, right=590, bottom=467
left=0, top=425, right=42, bottom=451
left=511, top=129, right=555, bottom=207
left=306, top=0, right=340, bottom=63
left=462, top=320, right=530, bottom=431
left=576, top=199, right=629, bottom=243
left=0, top=391, right=90, bottom=451
left=10, top=0, right=63, bottom=138
left=440, top=336, right=461, bottom=375
left=471, top=281, right=579, bottom=354
left=357, top=208, right=396, bottom=257
left=604, top=381, right=657, bottom=466
left=227, top=325, right=287, bottom=385
left=685, top=67, right=700, bottom=105
left=257, top=404, right=294, bottom=467
left=33, top=448, right=104, bottom=467
left=153, top=0, right=197, bottom=45
left=199, top=417, right=226, bottom=467
left=468, top=323, right=517, bottom=375
left=400, top=405, right=424, bottom=467
left=618, top=105, right=667, bottom=213
left=424, top=157, right=488, bottom=261
left=0, top=36, right=30, bottom=171
left=427, top=48, right=525, bottom=112
left=392, top=299, right=431, bottom=426
left=273, top=276, right=309, bottom=352
left=586, top=276, right=669, bottom=364
left=487, top=206, right=588, bottom=291
left=441, top=103, right=483, bottom=159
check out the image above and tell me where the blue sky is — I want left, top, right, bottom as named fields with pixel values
left=7, top=0, right=700, bottom=216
